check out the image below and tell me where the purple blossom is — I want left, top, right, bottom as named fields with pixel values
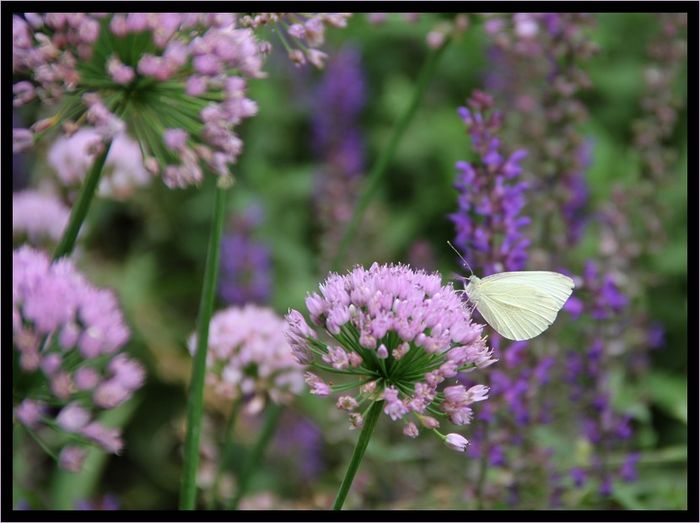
left=620, top=452, right=640, bottom=482
left=571, top=467, right=587, bottom=487
left=75, top=494, right=120, bottom=510
left=450, top=90, right=530, bottom=275
left=310, top=47, right=367, bottom=266
left=273, top=412, right=325, bottom=480
left=218, top=206, right=272, bottom=306
left=599, top=476, right=613, bottom=497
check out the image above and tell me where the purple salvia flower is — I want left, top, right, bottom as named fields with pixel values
left=272, top=412, right=325, bottom=481
left=620, top=452, right=640, bottom=482
left=450, top=90, right=530, bottom=275
left=309, top=47, right=367, bottom=267
left=218, top=205, right=272, bottom=306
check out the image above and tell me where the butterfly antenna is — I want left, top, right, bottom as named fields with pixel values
left=446, top=241, right=473, bottom=277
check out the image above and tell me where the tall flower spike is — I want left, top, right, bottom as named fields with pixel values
left=310, top=47, right=367, bottom=268
left=218, top=205, right=272, bottom=306
left=450, top=90, right=530, bottom=276
left=285, top=263, right=495, bottom=449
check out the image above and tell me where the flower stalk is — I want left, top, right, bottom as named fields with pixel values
left=179, top=182, right=230, bottom=510
left=208, top=397, right=242, bottom=509
left=332, top=400, right=384, bottom=510
left=52, top=141, right=112, bottom=260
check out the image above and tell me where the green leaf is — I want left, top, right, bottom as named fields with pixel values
left=647, top=372, right=687, bottom=424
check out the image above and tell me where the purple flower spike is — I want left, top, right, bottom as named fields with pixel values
left=450, top=90, right=530, bottom=276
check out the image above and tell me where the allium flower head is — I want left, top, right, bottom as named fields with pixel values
left=12, top=190, right=70, bottom=246
left=47, top=130, right=151, bottom=199
left=12, top=246, right=143, bottom=468
left=188, top=305, right=305, bottom=411
left=12, top=13, right=267, bottom=189
left=285, top=263, right=495, bottom=450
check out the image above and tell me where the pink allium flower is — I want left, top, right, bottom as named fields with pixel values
left=106, top=55, right=135, bottom=84
left=47, top=129, right=151, bottom=199
left=59, top=446, right=88, bottom=472
left=444, top=433, right=470, bottom=452
left=14, top=13, right=348, bottom=189
left=240, top=13, right=350, bottom=69
left=56, top=403, right=91, bottom=432
left=285, top=263, right=495, bottom=447
left=82, top=423, right=124, bottom=454
left=12, top=246, right=143, bottom=466
left=12, top=190, right=70, bottom=245
left=189, top=305, right=305, bottom=410
left=14, top=399, right=46, bottom=428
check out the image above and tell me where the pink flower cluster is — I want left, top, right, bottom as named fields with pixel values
left=189, top=305, right=305, bottom=413
left=12, top=14, right=264, bottom=188
left=13, top=13, right=102, bottom=101
left=47, top=129, right=151, bottom=199
left=12, top=190, right=70, bottom=245
left=240, top=13, right=351, bottom=68
left=285, top=263, right=496, bottom=450
left=13, top=246, right=143, bottom=468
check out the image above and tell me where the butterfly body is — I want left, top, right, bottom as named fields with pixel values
left=463, top=271, right=575, bottom=341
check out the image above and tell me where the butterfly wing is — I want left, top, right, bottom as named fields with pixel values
left=475, top=277, right=566, bottom=341
left=479, top=271, right=574, bottom=309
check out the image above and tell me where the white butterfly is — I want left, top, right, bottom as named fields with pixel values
left=448, top=242, right=575, bottom=341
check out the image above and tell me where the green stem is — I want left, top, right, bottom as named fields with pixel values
left=179, top=183, right=229, bottom=510
left=228, top=402, right=283, bottom=509
left=23, top=426, right=58, bottom=461
left=52, top=141, right=112, bottom=260
left=208, top=398, right=242, bottom=509
left=330, top=41, right=449, bottom=271
left=332, top=400, right=384, bottom=510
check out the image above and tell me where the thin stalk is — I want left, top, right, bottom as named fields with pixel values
left=179, top=183, right=229, bottom=510
left=330, top=41, right=450, bottom=271
left=332, top=400, right=384, bottom=510
left=52, top=141, right=112, bottom=260
left=208, top=398, right=242, bottom=509
left=228, top=402, right=283, bottom=509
